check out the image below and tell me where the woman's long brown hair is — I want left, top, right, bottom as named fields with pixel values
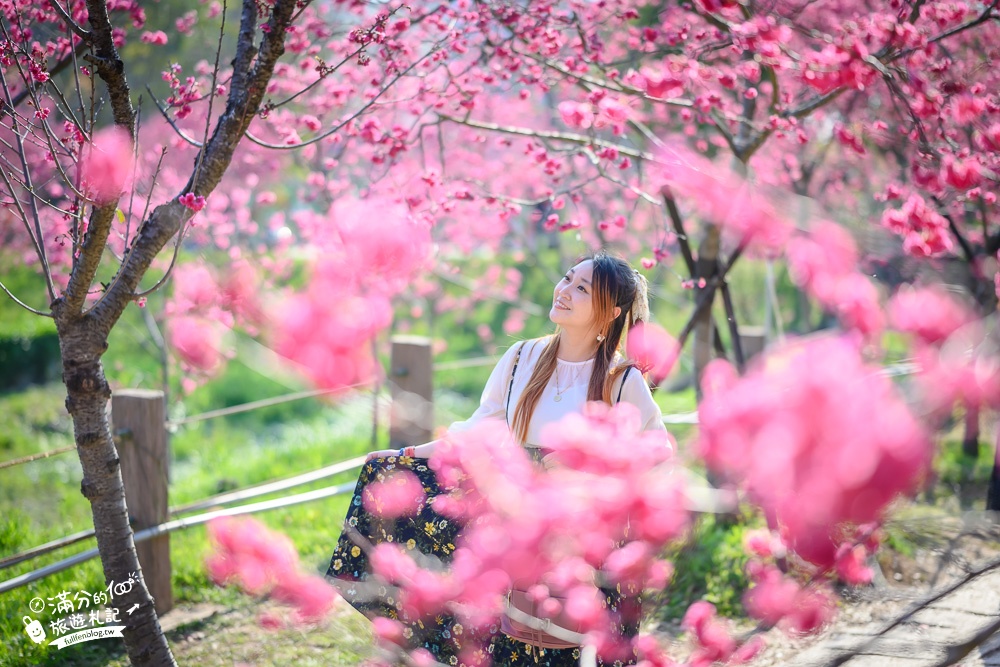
left=510, top=252, right=641, bottom=445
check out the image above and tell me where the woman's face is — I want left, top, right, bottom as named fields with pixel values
left=550, top=260, right=598, bottom=330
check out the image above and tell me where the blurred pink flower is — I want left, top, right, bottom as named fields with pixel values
left=889, top=286, right=973, bottom=346
left=169, top=316, right=223, bottom=373
left=698, top=337, right=931, bottom=568
left=657, top=145, right=794, bottom=255
left=558, top=101, right=594, bottom=129
left=835, top=544, right=873, bottom=585
left=80, top=126, right=133, bottom=205
left=206, top=517, right=338, bottom=626
left=626, top=322, right=679, bottom=385
left=363, top=470, right=426, bottom=518
left=788, top=222, right=884, bottom=338
left=682, top=601, right=737, bottom=666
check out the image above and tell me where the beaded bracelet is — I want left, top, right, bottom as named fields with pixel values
left=397, top=446, right=415, bottom=458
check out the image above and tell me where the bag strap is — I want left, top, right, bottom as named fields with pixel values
left=616, top=365, right=633, bottom=405
left=505, top=342, right=525, bottom=428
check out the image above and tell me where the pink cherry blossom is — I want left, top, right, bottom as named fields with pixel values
left=698, top=337, right=932, bottom=568
left=169, top=315, right=223, bottom=374
left=888, top=286, right=974, bottom=346
left=178, top=192, right=207, bottom=212
left=140, top=30, right=168, bottom=45
left=626, top=322, right=679, bottom=385
left=881, top=194, right=953, bottom=258
left=558, top=101, right=595, bottom=129
left=206, top=517, right=338, bottom=626
left=80, top=126, right=133, bottom=205
left=362, top=469, right=426, bottom=518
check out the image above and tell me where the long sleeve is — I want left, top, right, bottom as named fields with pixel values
left=445, top=342, right=523, bottom=434
left=617, top=367, right=670, bottom=446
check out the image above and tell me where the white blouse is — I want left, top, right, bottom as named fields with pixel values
left=447, top=339, right=669, bottom=448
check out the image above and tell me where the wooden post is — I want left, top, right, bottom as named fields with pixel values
left=111, top=389, right=172, bottom=615
left=738, top=325, right=767, bottom=363
left=389, top=336, right=433, bottom=449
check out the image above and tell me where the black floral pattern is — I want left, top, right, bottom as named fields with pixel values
left=327, top=455, right=638, bottom=666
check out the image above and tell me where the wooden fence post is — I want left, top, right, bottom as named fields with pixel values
left=111, top=389, right=172, bottom=615
left=737, top=325, right=767, bottom=363
left=389, top=336, right=433, bottom=449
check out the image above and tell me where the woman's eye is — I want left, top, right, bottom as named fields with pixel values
left=561, top=276, right=570, bottom=282
left=578, top=285, right=587, bottom=292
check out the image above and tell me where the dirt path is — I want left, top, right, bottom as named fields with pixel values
left=754, top=513, right=1000, bottom=667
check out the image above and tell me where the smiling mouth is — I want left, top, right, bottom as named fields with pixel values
left=554, top=301, right=570, bottom=310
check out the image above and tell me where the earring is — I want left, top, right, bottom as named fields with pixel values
left=596, top=334, right=605, bottom=342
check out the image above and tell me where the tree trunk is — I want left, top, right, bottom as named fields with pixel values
left=988, top=429, right=1000, bottom=513
left=54, top=306, right=176, bottom=667
left=692, top=224, right=721, bottom=400
left=963, top=405, right=980, bottom=459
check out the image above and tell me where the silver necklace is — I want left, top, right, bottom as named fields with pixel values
left=553, top=363, right=583, bottom=402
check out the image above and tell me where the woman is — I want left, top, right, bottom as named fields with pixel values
left=327, top=251, right=669, bottom=666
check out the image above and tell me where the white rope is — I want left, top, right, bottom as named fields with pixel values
left=0, top=479, right=358, bottom=594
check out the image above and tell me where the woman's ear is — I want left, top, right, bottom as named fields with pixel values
left=612, top=306, right=621, bottom=321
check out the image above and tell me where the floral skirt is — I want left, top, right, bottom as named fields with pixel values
left=326, top=455, right=638, bottom=666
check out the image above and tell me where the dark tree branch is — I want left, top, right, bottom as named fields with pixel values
left=712, top=324, right=728, bottom=359
left=49, top=0, right=91, bottom=39
left=940, top=208, right=979, bottom=267
left=86, top=0, right=299, bottom=333
left=784, top=87, right=847, bottom=120
left=83, top=0, right=135, bottom=134
left=662, top=190, right=696, bottom=275
left=60, top=0, right=139, bottom=315
left=719, top=278, right=745, bottom=372
left=676, top=242, right=747, bottom=351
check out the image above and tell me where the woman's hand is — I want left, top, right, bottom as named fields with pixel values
left=365, top=449, right=401, bottom=462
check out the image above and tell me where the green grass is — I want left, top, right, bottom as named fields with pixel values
left=935, top=433, right=996, bottom=487
left=0, top=381, right=388, bottom=667
left=654, top=513, right=757, bottom=622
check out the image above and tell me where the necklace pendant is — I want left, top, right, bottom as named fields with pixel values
left=553, top=394, right=562, bottom=402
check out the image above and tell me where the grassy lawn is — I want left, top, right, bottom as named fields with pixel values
left=0, top=375, right=454, bottom=667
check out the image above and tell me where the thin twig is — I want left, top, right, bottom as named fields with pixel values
left=0, top=445, right=74, bottom=470
left=0, top=27, right=57, bottom=300
left=244, top=46, right=440, bottom=150
left=0, top=278, right=53, bottom=317
left=438, top=114, right=656, bottom=161
left=146, top=86, right=204, bottom=147
left=131, top=228, right=186, bottom=298
left=49, top=0, right=91, bottom=39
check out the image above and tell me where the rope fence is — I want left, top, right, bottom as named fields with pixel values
left=0, top=352, right=498, bottom=471
left=0, top=455, right=369, bottom=573
left=0, top=476, right=362, bottom=595
left=0, top=356, right=920, bottom=470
